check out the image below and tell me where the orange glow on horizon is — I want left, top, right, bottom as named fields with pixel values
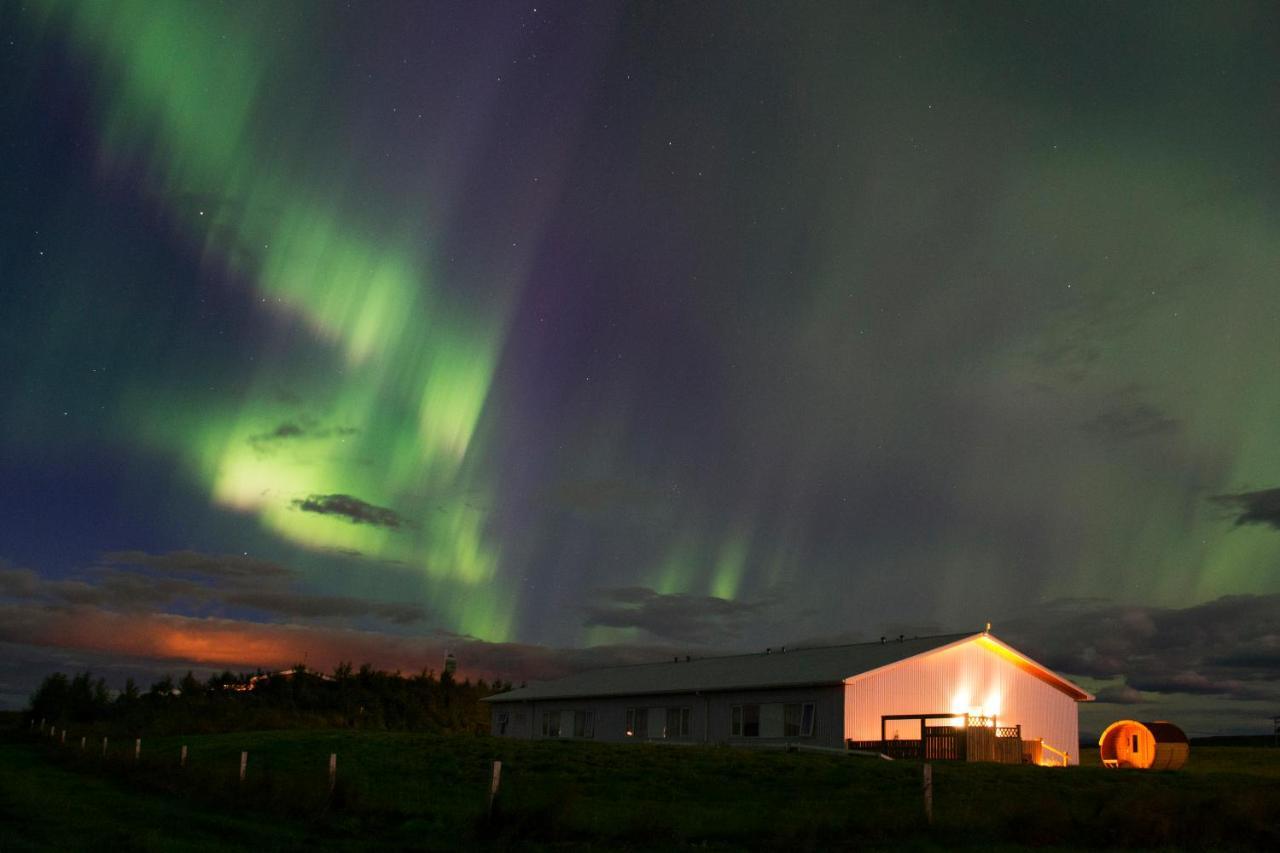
left=154, top=626, right=291, bottom=667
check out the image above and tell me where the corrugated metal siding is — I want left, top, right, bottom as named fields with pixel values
left=491, top=685, right=846, bottom=749
left=843, top=638, right=1081, bottom=764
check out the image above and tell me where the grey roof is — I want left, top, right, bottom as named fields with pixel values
left=485, top=632, right=975, bottom=703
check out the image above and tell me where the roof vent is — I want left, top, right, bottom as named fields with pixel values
left=765, top=647, right=772, bottom=655
left=898, top=634, right=904, bottom=643
left=673, top=656, right=679, bottom=663
left=685, top=655, right=691, bottom=662
left=780, top=646, right=786, bottom=653
left=880, top=636, right=886, bottom=644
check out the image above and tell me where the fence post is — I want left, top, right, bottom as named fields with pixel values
left=487, top=760, right=502, bottom=820
left=328, top=753, right=337, bottom=794
left=239, top=751, right=247, bottom=784
left=180, top=745, right=188, bottom=768
left=922, top=762, right=933, bottom=825
left=39, top=717, right=45, bottom=732
left=81, top=736, right=86, bottom=751
left=135, top=738, right=141, bottom=762
left=60, top=729, right=66, bottom=745
left=102, top=736, right=108, bottom=758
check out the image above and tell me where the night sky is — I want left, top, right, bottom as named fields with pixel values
left=2, top=1, right=1278, bottom=735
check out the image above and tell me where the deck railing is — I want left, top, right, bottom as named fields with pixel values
left=1039, top=741, right=1070, bottom=767
left=848, top=721, right=1025, bottom=764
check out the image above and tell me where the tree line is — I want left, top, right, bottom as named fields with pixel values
left=25, top=664, right=512, bottom=736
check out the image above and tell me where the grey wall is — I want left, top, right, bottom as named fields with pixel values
left=488, top=684, right=846, bottom=749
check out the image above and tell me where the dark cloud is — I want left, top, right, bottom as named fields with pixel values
left=222, top=590, right=425, bottom=624
left=322, top=547, right=365, bottom=559
left=1209, top=487, right=1280, bottom=530
left=1093, top=684, right=1145, bottom=705
left=101, top=550, right=295, bottom=580
left=46, top=573, right=207, bottom=611
left=247, top=419, right=359, bottom=454
left=292, top=494, right=405, bottom=529
left=1207, top=635, right=1280, bottom=669
left=993, top=593, right=1280, bottom=705
left=1123, top=670, right=1271, bottom=700
left=3, top=563, right=207, bottom=610
left=1081, top=400, right=1178, bottom=442
left=0, top=563, right=41, bottom=596
left=581, top=586, right=779, bottom=644
left=2, top=550, right=425, bottom=629
left=266, top=422, right=304, bottom=438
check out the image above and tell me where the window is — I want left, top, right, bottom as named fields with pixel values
left=573, top=710, right=594, bottom=738
left=666, top=706, right=691, bottom=737
left=541, top=710, right=560, bottom=737
left=497, top=712, right=509, bottom=735
left=731, top=704, right=760, bottom=737
left=784, top=703, right=816, bottom=737
left=626, top=707, right=648, bottom=738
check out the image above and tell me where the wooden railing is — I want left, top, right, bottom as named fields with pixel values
left=923, top=726, right=965, bottom=760
left=1040, top=741, right=1069, bottom=767
left=849, top=722, right=1047, bottom=767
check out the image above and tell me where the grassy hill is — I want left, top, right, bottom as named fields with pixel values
left=2, top=727, right=1278, bottom=850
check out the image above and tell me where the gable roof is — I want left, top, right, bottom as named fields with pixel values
left=485, top=631, right=1093, bottom=703
left=486, top=632, right=972, bottom=703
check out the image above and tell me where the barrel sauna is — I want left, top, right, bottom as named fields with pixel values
left=1098, top=720, right=1188, bottom=770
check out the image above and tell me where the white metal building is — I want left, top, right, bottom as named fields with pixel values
left=484, top=630, right=1092, bottom=764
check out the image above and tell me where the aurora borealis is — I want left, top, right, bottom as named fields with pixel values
left=2, top=1, right=1279, bottom=734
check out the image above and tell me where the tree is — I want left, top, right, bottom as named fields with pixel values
left=29, top=673, right=70, bottom=723
left=179, top=670, right=203, bottom=700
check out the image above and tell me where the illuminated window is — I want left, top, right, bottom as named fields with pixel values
left=626, top=707, right=648, bottom=738
left=541, top=711, right=560, bottom=737
left=497, top=712, right=509, bottom=735
left=573, top=710, right=594, bottom=738
left=731, top=704, right=760, bottom=737
left=784, top=703, right=815, bottom=737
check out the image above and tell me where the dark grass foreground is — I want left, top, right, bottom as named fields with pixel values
left=2, top=727, right=1279, bottom=851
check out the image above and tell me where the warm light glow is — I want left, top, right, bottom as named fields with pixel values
left=155, top=625, right=289, bottom=665
left=950, top=684, right=1001, bottom=721
left=983, top=688, right=1002, bottom=718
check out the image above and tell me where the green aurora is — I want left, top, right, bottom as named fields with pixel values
left=3, top=1, right=1279, bottom=729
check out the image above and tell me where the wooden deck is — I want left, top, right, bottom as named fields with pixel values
left=848, top=717, right=1025, bottom=763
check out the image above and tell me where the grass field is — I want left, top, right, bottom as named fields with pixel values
left=2, top=727, right=1278, bottom=851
